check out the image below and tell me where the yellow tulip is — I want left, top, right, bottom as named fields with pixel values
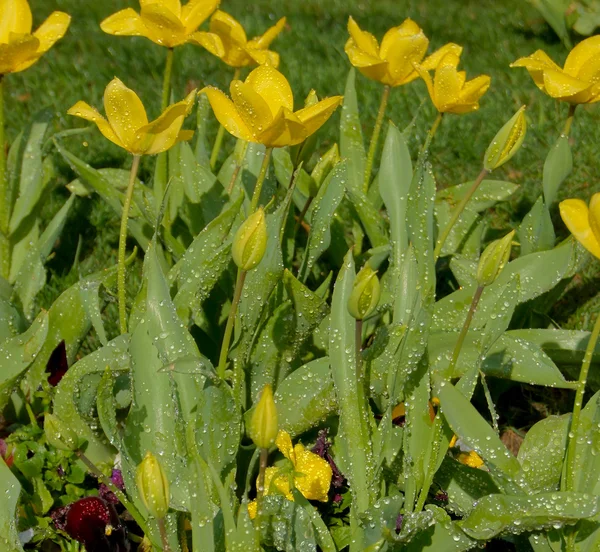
left=559, top=194, right=600, bottom=259
left=196, top=10, right=285, bottom=68
left=414, top=52, right=491, bottom=114
left=100, top=0, right=222, bottom=54
left=248, top=430, right=332, bottom=519
left=201, top=65, right=343, bottom=147
left=344, top=16, right=462, bottom=87
left=0, top=0, right=70, bottom=75
left=511, top=36, right=600, bottom=104
left=67, top=77, right=195, bottom=155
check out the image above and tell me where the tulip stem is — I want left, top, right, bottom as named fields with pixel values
left=157, top=518, right=172, bottom=552
left=257, top=447, right=269, bottom=501
left=161, top=48, right=174, bottom=112
left=217, top=269, right=247, bottom=380
left=227, top=140, right=248, bottom=194
left=0, top=77, right=9, bottom=280
left=563, top=104, right=577, bottom=137
left=294, top=196, right=313, bottom=235
left=118, top=154, right=141, bottom=334
left=419, top=112, right=443, bottom=161
left=434, top=167, right=489, bottom=261
left=363, top=85, right=390, bottom=193
left=210, top=68, right=241, bottom=171
left=250, top=147, right=273, bottom=212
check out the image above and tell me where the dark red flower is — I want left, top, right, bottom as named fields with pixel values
left=312, top=429, right=346, bottom=491
left=0, top=439, right=14, bottom=468
left=99, top=469, right=126, bottom=504
left=52, top=496, right=130, bottom=552
left=46, top=341, right=69, bottom=387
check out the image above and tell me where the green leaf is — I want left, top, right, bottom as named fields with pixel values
left=0, top=311, right=48, bottom=411
left=543, top=134, right=572, bottom=205
left=0, top=278, right=25, bottom=342
left=435, top=203, right=481, bottom=258
left=518, top=196, right=555, bottom=255
left=0, top=457, right=23, bottom=552
left=340, top=68, right=366, bottom=195
left=459, top=492, right=599, bottom=540
left=344, top=183, right=388, bottom=249
left=528, top=0, right=572, bottom=47
left=437, top=179, right=519, bottom=212
left=292, top=490, right=337, bottom=552
left=404, top=505, right=476, bottom=551
left=572, top=390, right=600, bottom=495
left=194, top=92, right=211, bottom=166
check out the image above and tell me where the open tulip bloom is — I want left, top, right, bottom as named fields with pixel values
left=201, top=65, right=343, bottom=147
left=414, top=51, right=491, bottom=114
left=68, top=77, right=196, bottom=156
left=559, top=194, right=600, bottom=260
left=204, top=10, right=286, bottom=68
left=511, top=36, right=600, bottom=104
left=100, top=0, right=222, bottom=54
left=0, top=0, right=70, bottom=75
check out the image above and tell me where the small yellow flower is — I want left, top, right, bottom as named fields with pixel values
left=414, top=52, right=491, bottom=114
left=511, top=36, right=600, bottom=104
left=100, top=0, right=222, bottom=55
left=248, top=430, right=332, bottom=519
left=201, top=65, right=343, bottom=147
left=67, top=77, right=195, bottom=156
left=457, top=450, right=485, bottom=469
left=559, top=194, right=600, bottom=259
left=0, top=0, right=70, bottom=75
left=344, top=16, right=462, bottom=87
left=198, top=10, right=285, bottom=68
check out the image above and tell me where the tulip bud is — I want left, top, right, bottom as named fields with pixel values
left=44, top=414, right=79, bottom=452
left=348, top=265, right=381, bottom=320
left=232, top=208, right=267, bottom=271
left=310, top=143, right=340, bottom=193
left=136, top=451, right=170, bottom=519
left=476, top=230, right=515, bottom=287
left=483, top=106, right=526, bottom=171
left=248, top=384, right=278, bottom=449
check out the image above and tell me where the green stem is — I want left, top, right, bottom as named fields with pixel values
left=157, top=517, right=172, bottom=552
left=355, top=318, right=363, bottom=381
left=0, top=77, right=9, bottom=280
left=565, top=312, right=600, bottom=491
left=434, top=167, right=489, bottom=261
left=227, top=140, right=248, bottom=194
left=419, top=112, right=443, bottom=161
left=210, top=68, right=241, bottom=171
left=563, top=104, right=577, bottom=137
left=250, top=147, right=272, bottom=212
left=294, top=196, right=313, bottom=235
left=217, top=269, right=247, bottom=379
left=161, top=48, right=174, bottom=112
left=257, top=447, right=269, bottom=502
left=363, top=85, right=390, bottom=193
left=118, top=155, right=141, bottom=334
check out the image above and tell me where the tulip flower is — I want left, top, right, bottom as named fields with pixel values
left=199, top=10, right=286, bottom=68
left=202, top=65, right=343, bottom=148
left=559, top=194, right=600, bottom=259
left=100, top=0, right=221, bottom=52
left=511, top=36, right=600, bottom=105
left=0, top=0, right=71, bottom=75
left=248, top=430, right=332, bottom=519
left=415, top=51, right=491, bottom=114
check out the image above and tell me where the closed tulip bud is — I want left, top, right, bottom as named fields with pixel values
left=484, top=106, right=527, bottom=171
left=348, top=265, right=381, bottom=320
left=248, top=384, right=279, bottom=449
left=232, top=208, right=267, bottom=271
left=44, top=414, right=79, bottom=452
left=476, top=230, right=515, bottom=287
left=136, top=452, right=170, bottom=519
left=311, top=143, right=341, bottom=193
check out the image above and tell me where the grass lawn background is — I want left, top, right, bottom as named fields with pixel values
left=7, top=0, right=600, bottom=329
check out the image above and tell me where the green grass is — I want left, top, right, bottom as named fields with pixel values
left=10, top=0, right=600, bottom=326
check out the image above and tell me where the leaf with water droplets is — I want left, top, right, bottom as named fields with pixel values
left=543, top=134, right=572, bottom=206
left=340, top=68, right=366, bottom=195
left=518, top=196, right=555, bottom=256
left=0, top=453, right=23, bottom=551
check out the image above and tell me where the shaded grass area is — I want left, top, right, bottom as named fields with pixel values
left=9, top=0, right=600, bottom=327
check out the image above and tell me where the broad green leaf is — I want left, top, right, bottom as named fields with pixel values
left=572, top=390, right=600, bottom=495
left=449, top=255, right=478, bottom=288
left=97, top=367, right=128, bottom=450
left=404, top=505, right=476, bottom=551
left=434, top=202, right=481, bottom=258
left=194, top=92, right=211, bottom=166
left=459, top=492, right=599, bottom=540
left=543, top=134, right=572, bottom=205
left=0, top=458, right=23, bottom=552
left=344, top=183, right=388, bottom=248
left=575, top=514, right=600, bottom=552
left=0, top=311, right=48, bottom=410
left=340, top=68, right=366, bottom=195
left=0, top=278, right=25, bottom=341
left=360, top=494, right=404, bottom=550
left=292, top=491, right=337, bottom=552
left=518, top=196, right=555, bottom=255
left=528, top=0, right=572, bottom=47
left=436, top=179, right=518, bottom=212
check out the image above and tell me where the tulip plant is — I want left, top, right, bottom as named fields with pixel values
left=2, top=1, right=600, bottom=552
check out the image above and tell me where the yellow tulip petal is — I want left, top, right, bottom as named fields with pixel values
left=140, top=3, right=186, bottom=47
left=201, top=86, right=254, bottom=142
left=564, top=35, right=600, bottom=78
left=264, top=466, right=292, bottom=498
left=455, top=74, right=491, bottom=111
left=100, top=9, right=151, bottom=39
left=33, top=12, right=71, bottom=54
left=67, top=101, right=125, bottom=150
left=575, top=53, right=600, bottom=90
left=210, top=10, right=247, bottom=45
left=294, top=96, right=343, bottom=138
left=257, top=107, right=306, bottom=147
left=413, top=62, right=435, bottom=103
left=347, top=16, right=380, bottom=57
left=245, top=65, right=293, bottom=118
left=275, top=430, right=295, bottom=463
left=246, top=47, right=279, bottom=68
left=182, top=0, right=219, bottom=34
left=140, top=0, right=181, bottom=18
left=189, top=31, right=224, bottom=57
left=379, top=19, right=428, bottom=85
left=0, top=0, right=32, bottom=42
left=0, top=34, right=39, bottom=74
left=421, top=43, right=463, bottom=71
left=511, top=50, right=561, bottom=91
left=293, top=445, right=332, bottom=502
left=247, top=500, right=257, bottom=519
left=559, top=199, right=600, bottom=259
left=433, top=54, right=462, bottom=112
left=251, top=17, right=286, bottom=49
left=104, top=78, right=148, bottom=151
left=588, top=193, right=600, bottom=248
left=230, top=79, right=273, bottom=134
left=543, top=69, right=590, bottom=100
left=344, top=38, right=389, bottom=83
